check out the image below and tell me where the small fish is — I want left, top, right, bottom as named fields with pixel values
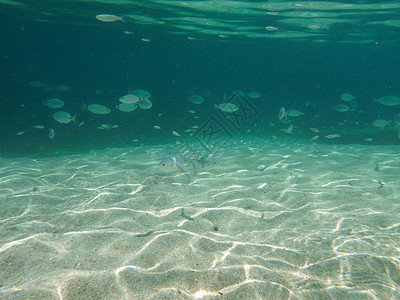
left=265, top=26, right=278, bottom=31
left=119, top=94, right=142, bottom=104
left=311, top=135, right=319, bottom=140
left=137, top=98, right=152, bottom=109
left=374, top=96, right=400, bottom=106
left=153, top=125, right=161, bottom=130
left=189, top=95, right=204, bottom=105
left=98, top=124, right=118, bottom=130
left=287, top=109, right=303, bottom=117
left=96, top=14, right=123, bottom=23
left=172, top=131, right=180, bottom=137
left=281, top=124, right=293, bottom=134
left=158, top=157, right=182, bottom=173
left=54, top=85, right=71, bottom=92
left=278, top=107, right=287, bottom=120
left=116, top=102, right=137, bottom=112
left=86, top=104, right=111, bottom=115
left=44, top=98, right=64, bottom=109
left=198, top=154, right=218, bottom=169
left=325, top=134, right=341, bottom=139
left=16, top=131, right=25, bottom=136
left=247, top=91, right=262, bottom=99
left=216, top=103, right=239, bottom=112
left=34, top=125, right=45, bottom=129
left=49, top=128, right=55, bottom=139
left=372, top=119, right=388, bottom=129
left=364, top=138, right=373, bottom=142
left=310, top=128, right=319, bottom=133
left=53, top=111, right=76, bottom=124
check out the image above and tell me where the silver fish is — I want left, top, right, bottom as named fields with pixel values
left=49, top=128, right=55, bottom=139
left=198, top=154, right=218, bottom=169
left=158, top=157, right=182, bottom=173
left=279, top=107, right=287, bottom=120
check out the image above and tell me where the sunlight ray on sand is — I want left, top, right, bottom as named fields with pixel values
left=1, top=137, right=400, bottom=298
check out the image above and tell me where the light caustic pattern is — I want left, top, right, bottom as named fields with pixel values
left=1, top=138, right=400, bottom=299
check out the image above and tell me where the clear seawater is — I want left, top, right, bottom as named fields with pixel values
left=1, top=1, right=400, bottom=299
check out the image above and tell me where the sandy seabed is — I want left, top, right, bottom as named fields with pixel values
left=1, top=137, right=400, bottom=299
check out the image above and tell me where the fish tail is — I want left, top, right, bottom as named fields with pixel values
left=71, top=114, right=77, bottom=125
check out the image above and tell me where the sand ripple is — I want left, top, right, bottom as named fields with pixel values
left=1, top=139, right=400, bottom=299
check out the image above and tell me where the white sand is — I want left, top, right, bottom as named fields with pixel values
left=1, top=137, right=400, bottom=299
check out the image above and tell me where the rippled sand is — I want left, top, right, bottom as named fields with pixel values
left=1, top=137, right=400, bottom=299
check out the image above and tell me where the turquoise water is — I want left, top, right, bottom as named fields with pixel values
left=1, top=1, right=400, bottom=299
left=1, top=0, right=400, bottom=156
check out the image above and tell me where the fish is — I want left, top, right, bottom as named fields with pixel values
left=198, top=154, right=218, bottom=169
left=265, top=26, right=278, bottom=31
left=335, top=104, right=350, bottom=112
left=54, top=85, right=71, bottom=92
left=116, top=103, right=138, bottom=112
left=278, top=107, right=287, bottom=120
left=372, top=119, right=388, bottom=128
left=247, top=91, right=262, bottom=99
left=137, top=98, right=152, bottom=109
left=29, top=81, right=46, bottom=88
left=44, top=98, right=64, bottom=109
left=287, top=109, right=303, bottom=117
left=119, top=94, right=142, bottom=104
left=189, top=95, right=204, bottom=104
left=86, top=104, right=111, bottom=114
left=97, top=124, right=119, bottom=130
left=325, top=134, right=341, bottom=139
left=374, top=96, right=400, bottom=106
left=281, top=124, right=293, bottom=134
left=131, top=89, right=151, bottom=99
left=216, top=103, right=239, bottom=112
left=95, top=14, right=123, bottom=22
left=53, top=111, right=76, bottom=124
left=158, top=157, right=182, bottom=173
left=340, top=93, right=355, bottom=102
left=49, top=128, right=55, bottom=139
